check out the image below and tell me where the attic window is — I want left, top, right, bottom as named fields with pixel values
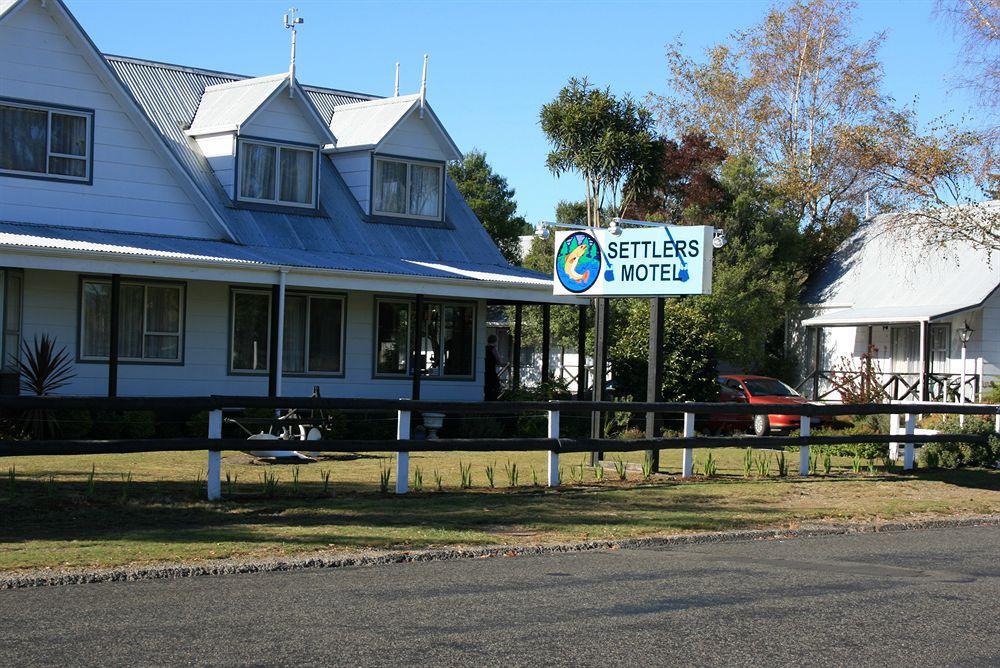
left=373, top=157, right=443, bottom=221
left=0, top=100, right=92, bottom=183
left=237, top=138, right=317, bottom=209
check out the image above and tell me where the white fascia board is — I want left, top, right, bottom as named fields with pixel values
left=322, top=144, right=376, bottom=154
left=241, top=78, right=337, bottom=146
left=0, top=0, right=28, bottom=23
left=46, top=0, right=238, bottom=243
left=0, top=246, right=583, bottom=304
left=184, top=125, right=239, bottom=138
left=376, top=103, right=462, bottom=162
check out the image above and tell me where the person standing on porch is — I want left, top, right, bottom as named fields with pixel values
left=484, top=334, right=504, bottom=400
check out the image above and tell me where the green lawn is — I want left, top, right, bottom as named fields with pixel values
left=1, top=447, right=998, bottom=572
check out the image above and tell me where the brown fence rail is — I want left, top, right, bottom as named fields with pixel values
left=0, top=395, right=996, bottom=498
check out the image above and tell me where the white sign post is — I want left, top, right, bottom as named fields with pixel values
left=552, top=226, right=714, bottom=297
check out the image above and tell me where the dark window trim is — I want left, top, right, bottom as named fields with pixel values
left=0, top=267, right=24, bottom=374
left=0, top=96, right=95, bottom=186
left=227, top=285, right=347, bottom=378
left=371, top=294, right=477, bottom=381
left=75, top=275, right=187, bottom=366
left=234, top=134, right=320, bottom=211
left=369, top=152, right=447, bottom=223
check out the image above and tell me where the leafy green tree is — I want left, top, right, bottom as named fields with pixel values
left=540, top=79, right=660, bottom=227
left=449, top=150, right=527, bottom=264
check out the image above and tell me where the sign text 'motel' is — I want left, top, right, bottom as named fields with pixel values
left=552, top=226, right=714, bottom=297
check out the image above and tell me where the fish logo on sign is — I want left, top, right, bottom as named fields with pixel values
left=555, top=231, right=601, bottom=293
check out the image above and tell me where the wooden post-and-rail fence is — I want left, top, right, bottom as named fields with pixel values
left=0, top=396, right=996, bottom=500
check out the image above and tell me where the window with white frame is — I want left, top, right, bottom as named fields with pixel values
left=80, top=280, right=184, bottom=362
left=230, top=289, right=344, bottom=374
left=237, top=138, right=317, bottom=208
left=0, top=100, right=92, bottom=181
left=373, top=157, right=443, bottom=220
left=929, top=323, right=950, bottom=372
left=374, top=298, right=474, bottom=377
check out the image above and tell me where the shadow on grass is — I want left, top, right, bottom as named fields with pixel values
left=0, top=478, right=791, bottom=551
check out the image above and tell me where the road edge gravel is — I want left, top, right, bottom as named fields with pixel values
left=3, top=513, right=999, bottom=589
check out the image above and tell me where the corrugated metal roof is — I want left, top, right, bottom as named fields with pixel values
left=99, top=55, right=529, bottom=286
left=0, top=221, right=551, bottom=285
left=802, top=204, right=1000, bottom=324
left=189, top=74, right=287, bottom=134
left=329, top=94, right=419, bottom=150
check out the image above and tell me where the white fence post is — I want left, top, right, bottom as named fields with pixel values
left=207, top=409, right=222, bottom=501
left=994, top=411, right=999, bottom=435
left=682, top=410, right=695, bottom=478
left=396, top=409, right=410, bottom=494
left=799, top=415, right=810, bottom=476
left=903, top=413, right=916, bottom=471
left=547, top=409, right=560, bottom=487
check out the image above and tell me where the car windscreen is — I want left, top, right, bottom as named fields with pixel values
left=743, top=379, right=800, bottom=397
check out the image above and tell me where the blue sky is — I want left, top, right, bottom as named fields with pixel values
left=71, top=0, right=973, bottom=224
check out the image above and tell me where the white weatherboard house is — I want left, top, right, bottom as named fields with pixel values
left=790, top=202, right=1000, bottom=403
left=0, top=0, right=571, bottom=399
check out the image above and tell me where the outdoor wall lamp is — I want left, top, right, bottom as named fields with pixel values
left=608, top=219, right=623, bottom=236
left=712, top=228, right=727, bottom=249
left=959, top=321, right=974, bottom=344
left=533, top=222, right=550, bottom=240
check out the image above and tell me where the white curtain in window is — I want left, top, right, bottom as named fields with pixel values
left=119, top=285, right=144, bottom=359
left=409, top=164, right=441, bottom=218
left=0, top=105, right=47, bottom=173
left=283, top=295, right=306, bottom=373
left=375, top=160, right=407, bottom=214
left=279, top=148, right=314, bottom=204
left=309, top=297, right=342, bottom=372
left=82, top=282, right=110, bottom=358
left=240, top=143, right=276, bottom=200
left=49, top=113, right=88, bottom=178
left=144, top=286, right=180, bottom=359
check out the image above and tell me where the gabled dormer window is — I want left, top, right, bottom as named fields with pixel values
left=373, top=157, right=444, bottom=221
left=0, top=99, right=92, bottom=183
left=237, top=138, right=317, bottom=209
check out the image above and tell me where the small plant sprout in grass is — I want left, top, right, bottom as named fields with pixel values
left=226, top=470, right=238, bottom=496
left=119, top=471, right=132, bottom=503
left=531, top=466, right=539, bottom=487
left=613, top=457, right=628, bottom=481
left=504, top=460, right=519, bottom=487
left=743, top=447, right=754, bottom=478
left=702, top=451, right=718, bottom=477
left=809, top=451, right=819, bottom=475
left=823, top=452, right=833, bottom=475
left=194, top=469, right=204, bottom=496
left=378, top=458, right=392, bottom=494
left=642, top=453, right=655, bottom=479
left=433, top=469, right=443, bottom=492
left=881, top=456, right=895, bottom=474
left=319, top=469, right=331, bottom=495
left=260, top=469, right=280, bottom=498
left=754, top=453, right=771, bottom=477
left=411, top=465, right=423, bottom=492
left=484, top=461, right=496, bottom=488
left=570, top=461, right=583, bottom=484
left=593, top=463, right=605, bottom=482
left=291, top=466, right=301, bottom=494
left=867, top=458, right=877, bottom=475
left=86, top=463, right=97, bottom=498
left=775, top=450, right=788, bottom=477
left=6, top=465, right=14, bottom=499
left=851, top=454, right=863, bottom=474
left=459, top=461, right=473, bottom=489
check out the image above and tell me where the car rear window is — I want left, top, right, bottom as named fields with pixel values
left=744, top=379, right=799, bottom=397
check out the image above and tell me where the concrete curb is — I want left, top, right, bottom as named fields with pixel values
left=3, top=513, right=999, bottom=589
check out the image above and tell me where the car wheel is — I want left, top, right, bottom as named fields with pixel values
left=753, top=414, right=770, bottom=437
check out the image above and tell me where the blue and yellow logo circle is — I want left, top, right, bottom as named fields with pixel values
left=555, top=232, right=601, bottom=293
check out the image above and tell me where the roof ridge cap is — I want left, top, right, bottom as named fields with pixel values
left=333, top=94, right=419, bottom=110
left=203, top=73, right=288, bottom=92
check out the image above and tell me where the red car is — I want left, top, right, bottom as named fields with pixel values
left=712, top=374, right=822, bottom=436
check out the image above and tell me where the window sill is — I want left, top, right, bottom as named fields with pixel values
left=229, top=200, right=327, bottom=217
left=365, top=214, right=453, bottom=230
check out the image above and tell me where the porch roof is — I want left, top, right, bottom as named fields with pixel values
left=0, top=220, right=560, bottom=291
left=801, top=304, right=973, bottom=327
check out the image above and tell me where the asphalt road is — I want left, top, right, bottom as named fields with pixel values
left=2, top=526, right=999, bottom=667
